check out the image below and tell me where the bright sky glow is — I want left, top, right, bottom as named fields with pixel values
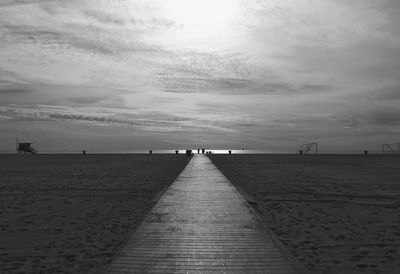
left=165, top=0, right=238, bottom=36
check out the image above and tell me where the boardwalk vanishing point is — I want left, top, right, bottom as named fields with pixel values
left=108, top=154, right=302, bottom=273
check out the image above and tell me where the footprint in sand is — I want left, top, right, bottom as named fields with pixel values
left=356, top=263, right=368, bottom=269
left=350, top=254, right=364, bottom=262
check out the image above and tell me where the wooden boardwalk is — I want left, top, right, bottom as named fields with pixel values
left=108, top=154, right=300, bottom=273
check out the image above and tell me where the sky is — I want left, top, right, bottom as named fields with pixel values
left=1, top=0, right=399, bottom=153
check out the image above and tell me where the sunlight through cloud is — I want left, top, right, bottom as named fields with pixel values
left=162, top=0, right=239, bottom=39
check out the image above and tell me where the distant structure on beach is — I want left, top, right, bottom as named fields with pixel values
left=16, top=140, right=37, bottom=154
left=381, top=143, right=400, bottom=154
left=298, top=142, right=318, bottom=154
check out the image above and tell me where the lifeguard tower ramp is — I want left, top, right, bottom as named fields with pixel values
left=298, top=142, right=318, bottom=154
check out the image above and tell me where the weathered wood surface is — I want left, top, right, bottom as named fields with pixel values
left=108, top=154, right=300, bottom=273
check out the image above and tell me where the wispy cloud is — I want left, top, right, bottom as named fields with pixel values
left=83, top=9, right=126, bottom=26
left=0, top=104, right=245, bottom=133
left=0, top=78, right=32, bottom=93
left=0, top=0, right=55, bottom=8
left=67, top=96, right=109, bottom=104
left=0, top=86, right=32, bottom=93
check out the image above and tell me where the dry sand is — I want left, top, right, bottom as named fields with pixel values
left=0, top=154, right=190, bottom=273
left=210, top=154, right=400, bottom=274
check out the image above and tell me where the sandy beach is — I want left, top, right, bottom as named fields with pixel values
left=210, top=154, right=400, bottom=274
left=0, top=154, right=190, bottom=273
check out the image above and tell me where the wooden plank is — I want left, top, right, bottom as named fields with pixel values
left=108, top=154, right=302, bottom=273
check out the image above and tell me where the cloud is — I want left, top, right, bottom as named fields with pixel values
left=333, top=107, right=400, bottom=129
left=130, top=17, right=179, bottom=29
left=1, top=24, right=117, bottom=55
left=0, top=105, right=178, bottom=130
left=0, top=87, right=32, bottom=93
left=250, top=0, right=397, bottom=48
left=368, top=84, right=400, bottom=101
left=160, top=74, right=331, bottom=95
left=0, top=80, right=32, bottom=93
left=83, top=10, right=126, bottom=26
left=335, top=114, right=360, bottom=129
left=146, top=46, right=336, bottom=96
left=0, top=104, right=241, bottom=133
left=0, top=0, right=55, bottom=8
left=67, top=96, right=108, bottom=104
left=160, top=76, right=253, bottom=94
left=362, top=108, right=400, bottom=126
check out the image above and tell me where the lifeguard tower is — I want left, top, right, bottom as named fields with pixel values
left=16, top=139, right=37, bottom=154
left=298, top=142, right=318, bottom=154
